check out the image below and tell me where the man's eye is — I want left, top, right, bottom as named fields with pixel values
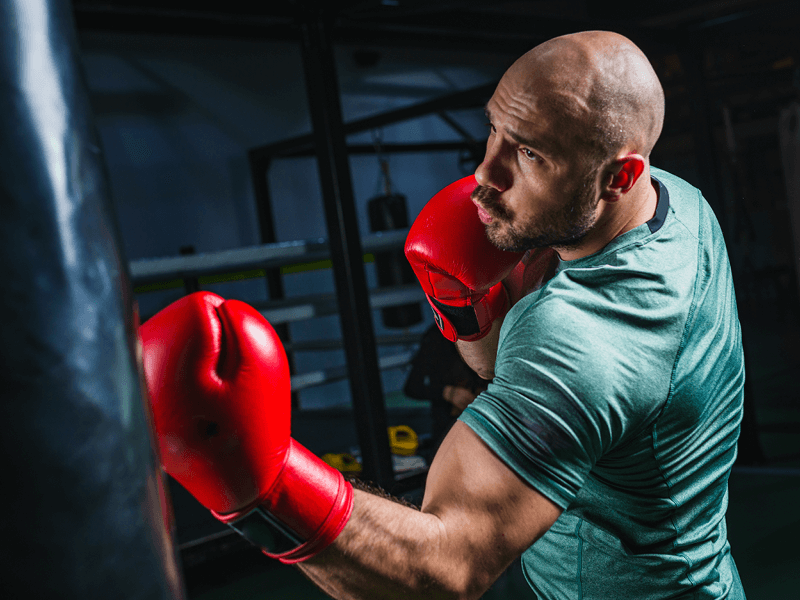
left=521, top=148, right=538, bottom=161
left=485, top=121, right=496, bottom=134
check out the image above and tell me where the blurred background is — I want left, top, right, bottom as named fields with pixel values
left=69, top=0, right=800, bottom=597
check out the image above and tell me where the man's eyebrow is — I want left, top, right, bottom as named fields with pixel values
left=485, top=105, right=553, bottom=155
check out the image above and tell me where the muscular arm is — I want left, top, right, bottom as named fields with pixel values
left=455, top=316, right=503, bottom=380
left=297, top=421, right=562, bottom=600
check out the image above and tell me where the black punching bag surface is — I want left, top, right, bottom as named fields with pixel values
left=0, top=1, right=184, bottom=598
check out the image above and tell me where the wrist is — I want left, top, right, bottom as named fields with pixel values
left=454, top=316, right=503, bottom=380
left=213, top=439, right=354, bottom=564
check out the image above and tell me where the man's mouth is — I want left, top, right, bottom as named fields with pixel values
left=473, top=200, right=494, bottom=224
left=471, top=184, right=503, bottom=224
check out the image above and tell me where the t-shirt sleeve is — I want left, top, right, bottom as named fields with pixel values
left=459, top=293, right=634, bottom=509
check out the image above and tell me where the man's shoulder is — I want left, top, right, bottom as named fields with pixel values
left=499, top=283, right=618, bottom=363
left=650, top=166, right=706, bottom=233
left=650, top=166, right=700, bottom=198
left=499, top=252, right=687, bottom=370
left=651, top=166, right=727, bottom=256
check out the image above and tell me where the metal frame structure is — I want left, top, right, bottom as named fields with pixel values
left=245, top=27, right=494, bottom=490
left=296, top=12, right=395, bottom=489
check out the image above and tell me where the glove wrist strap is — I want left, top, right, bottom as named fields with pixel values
left=222, top=505, right=303, bottom=556
left=427, top=281, right=509, bottom=342
left=213, top=439, right=354, bottom=564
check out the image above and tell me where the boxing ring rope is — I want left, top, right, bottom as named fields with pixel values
left=131, top=231, right=426, bottom=393
left=252, top=285, right=424, bottom=325
left=129, top=229, right=409, bottom=284
left=290, top=351, right=415, bottom=392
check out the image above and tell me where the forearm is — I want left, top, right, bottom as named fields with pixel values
left=455, top=316, right=503, bottom=380
left=297, top=489, right=470, bottom=600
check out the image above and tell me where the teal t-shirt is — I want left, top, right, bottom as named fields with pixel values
left=460, top=168, right=746, bottom=599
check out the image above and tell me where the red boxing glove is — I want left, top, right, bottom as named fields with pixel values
left=405, top=176, right=524, bottom=341
left=140, top=292, right=353, bottom=564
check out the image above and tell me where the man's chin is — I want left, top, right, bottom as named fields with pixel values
left=487, top=229, right=569, bottom=253
left=486, top=219, right=595, bottom=252
left=485, top=225, right=529, bottom=253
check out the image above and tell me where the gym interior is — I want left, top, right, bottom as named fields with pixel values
left=3, top=1, right=799, bottom=598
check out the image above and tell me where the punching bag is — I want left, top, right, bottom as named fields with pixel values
left=0, top=1, right=184, bottom=598
left=368, top=193, right=423, bottom=329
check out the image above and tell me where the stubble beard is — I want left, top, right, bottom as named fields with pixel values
left=472, top=177, right=599, bottom=253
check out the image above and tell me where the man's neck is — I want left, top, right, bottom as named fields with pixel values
left=555, top=172, right=658, bottom=262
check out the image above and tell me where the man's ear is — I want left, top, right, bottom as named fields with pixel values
left=602, top=154, right=645, bottom=201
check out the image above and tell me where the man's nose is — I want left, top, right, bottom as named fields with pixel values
left=474, top=137, right=510, bottom=192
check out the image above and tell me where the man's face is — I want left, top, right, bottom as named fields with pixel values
left=472, top=75, right=602, bottom=253
left=472, top=171, right=598, bottom=252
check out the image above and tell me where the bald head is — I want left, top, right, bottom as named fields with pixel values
left=505, top=31, right=664, bottom=165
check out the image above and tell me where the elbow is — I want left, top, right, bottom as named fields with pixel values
left=454, top=339, right=497, bottom=382
left=415, top=561, right=493, bottom=600
left=474, top=366, right=495, bottom=381
left=411, top=581, right=482, bottom=600
left=442, top=584, right=486, bottom=600
left=458, top=351, right=495, bottom=381
left=456, top=570, right=496, bottom=600
left=444, top=577, right=493, bottom=600
left=410, top=514, right=495, bottom=600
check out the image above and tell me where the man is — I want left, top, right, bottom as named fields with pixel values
left=141, top=30, right=745, bottom=599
